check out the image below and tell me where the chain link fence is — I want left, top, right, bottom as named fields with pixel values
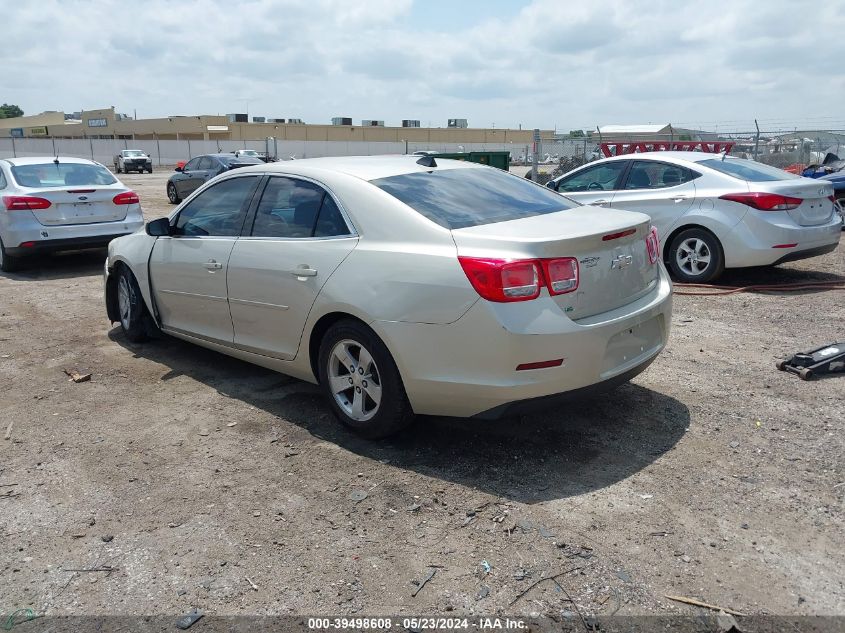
left=4, top=128, right=845, bottom=177
left=724, top=131, right=845, bottom=171
left=523, top=129, right=845, bottom=182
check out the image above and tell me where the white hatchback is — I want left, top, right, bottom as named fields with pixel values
left=105, top=156, right=672, bottom=438
left=548, top=152, right=842, bottom=282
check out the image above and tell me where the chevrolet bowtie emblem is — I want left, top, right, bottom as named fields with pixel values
left=611, top=255, right=633, bottom=270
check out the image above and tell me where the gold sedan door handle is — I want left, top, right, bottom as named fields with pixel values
left=288, top=265, right=318, bottom=278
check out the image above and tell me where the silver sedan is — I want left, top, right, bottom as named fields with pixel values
left=547, top=152, right=842, bottom=282
left=0, top=156, right=144, bottom=272
left=105, top=156, right=672, bottom=438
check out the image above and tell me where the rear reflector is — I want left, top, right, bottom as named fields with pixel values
left=3, top=195, right=52, bottom=211
left=113, top=191, right=140, bottom=205
left=602, top=228, right=636, bottom=241
left=646, top=226, right=660, bottom=264
left=516, top=359, right=564, bottom=371
left=18, top=241, right=36, bottom=248
left=720, top=192, right=802, bottom=211
left=772, top=243, right=798, bottom=249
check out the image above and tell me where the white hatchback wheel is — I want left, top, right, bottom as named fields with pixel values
left=327, top=339, right=382, bottom=422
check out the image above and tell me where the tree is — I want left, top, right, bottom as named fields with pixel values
left=0, top=104, right=24, bottom=119
left=569, top=129, right=585, bottom=138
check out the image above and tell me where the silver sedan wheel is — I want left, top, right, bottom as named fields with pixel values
left=675, top=238, right=711, bottom=277
left=117, top=275, right=133, bottom=331
left=328, top=339, right=382, bottom=422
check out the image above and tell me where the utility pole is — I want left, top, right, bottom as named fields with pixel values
left=754, top=119, right=760, bottom=161
left=531, top=129, right=540, bottom=181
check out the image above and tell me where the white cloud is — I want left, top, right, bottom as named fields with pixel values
left=5, top=0, right=845, bottom=131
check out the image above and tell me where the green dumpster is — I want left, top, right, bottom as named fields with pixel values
left=434, top=151, right=510, bottom=171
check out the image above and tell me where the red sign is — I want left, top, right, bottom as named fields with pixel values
left=599, top=141, right=735, bottom=157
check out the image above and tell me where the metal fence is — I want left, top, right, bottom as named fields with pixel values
left=518, top=137, right=594, bottom=165
left=0, top=137, right=529, bottom=166
left=508, top=128, right=845, bottom=185
left=530, top=129, right=845, bottom=175
left=727, top=132, right=845, bottom=169
left=4, top=128, right=845, bottom=172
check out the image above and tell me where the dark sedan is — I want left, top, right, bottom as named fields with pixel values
left=166, top=153, right=263, bottom=203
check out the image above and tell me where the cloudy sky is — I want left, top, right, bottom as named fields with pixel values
left=6, top=0, right=845, bottom=132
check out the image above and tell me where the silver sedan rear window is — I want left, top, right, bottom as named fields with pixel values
left=11, top=163, right=117, bottom=188
left=699, top=158, right=800, bottom=182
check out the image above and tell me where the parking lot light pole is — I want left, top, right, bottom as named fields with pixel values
left=531, top=129, right=540, bottom=181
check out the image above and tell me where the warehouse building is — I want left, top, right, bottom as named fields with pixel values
left=0, top=106, right=546, bottom=145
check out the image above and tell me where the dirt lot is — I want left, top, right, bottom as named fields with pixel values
left=1, top=169, right=843, bottom=621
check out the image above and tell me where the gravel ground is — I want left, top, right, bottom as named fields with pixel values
left=0, top=169, right=843, bottom=620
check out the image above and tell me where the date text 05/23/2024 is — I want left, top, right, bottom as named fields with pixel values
left=306, top=617, right=527, bottom=630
